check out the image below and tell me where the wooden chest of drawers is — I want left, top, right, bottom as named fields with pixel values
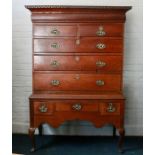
left=26, top=5, right=131, bottom=153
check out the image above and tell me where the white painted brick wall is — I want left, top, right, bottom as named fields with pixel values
left=12, top=0, right=143, bottom=135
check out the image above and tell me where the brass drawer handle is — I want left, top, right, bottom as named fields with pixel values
left=51, top=43, right=60, bottom=49
left=51, top=80, right=60, bottom=86
left=39, top=104, right=48, bottom=113
left=96, top=80, right=104, bottom=86
left=96, top=43, right=106, bottom=49
left=51, top=29, right=60, bottom=35
left=107, top=103, right=116, bottom=112
left=96, top=26, right=106, bottom=36
left=96, top=61, right=106, bottom=67
left=51, top=60, right=59, bottom=67
left=72, top=103, right=82, bottom=111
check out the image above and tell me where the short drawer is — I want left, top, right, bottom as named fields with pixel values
left=34, top=38, right=123, bottom=53
left=34, top=73, right=121, bottom=91
left=79, top=24, right=124, bottom=37
left=33, top=101, right=54, bottom=115
left=34, top=55, right=122, bottom=72
left=34, top=25, right=77, bottom=37
left=55, top=100, right=99, bottom=112
left=99, top=102, right=121, bottom=115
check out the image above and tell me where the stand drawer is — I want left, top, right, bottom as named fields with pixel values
left=33, top=100, right=122, bottom=115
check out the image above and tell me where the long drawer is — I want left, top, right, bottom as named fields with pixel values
left=33, top=24, right=124, bottom=37
left=34, top=55, right=122, bottom=72
left=33, top=73, right=121, bottom=91
left=34, top=38, right=123, bottom=53
left=33, top=100, right=122, bottom=115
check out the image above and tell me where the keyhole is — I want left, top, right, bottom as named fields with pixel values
left=75, top=56, right=80, bottom=62
left=75, top=74, right=80, bottom=80
left=76, top=39, right=80, bottom=45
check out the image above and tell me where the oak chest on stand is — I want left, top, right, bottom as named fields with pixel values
left=25, top=5, right=131, bottom=153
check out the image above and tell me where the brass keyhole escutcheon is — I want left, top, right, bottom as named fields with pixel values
left=75, top=74, right=80, bottom=80
left=75, top=56, right=80, bottom=62
left=76, top=39, right=80, bottom=45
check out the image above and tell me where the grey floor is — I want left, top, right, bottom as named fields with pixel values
left=12, top=134, right=143, bottom=155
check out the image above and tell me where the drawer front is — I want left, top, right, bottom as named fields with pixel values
left=34, top=101, right=54, bottom=115
left=34, top=38, right=123, bottom=53
left=34, top=25, right=77, bottom=37
left=33, top=24, right=123, bottom=37
left=34, top=73, right=121, bottom=91
left=99, top=102, right=121, bottom=115
left=79, top=24, right=124, bottom=37
left=33, top=100, right=121, bottom=115
left=34, top=55, right=122, bottom=72
left=55, top=100, right=98, bottom=112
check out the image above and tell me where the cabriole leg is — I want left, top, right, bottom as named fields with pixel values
left=118, top=128, right=125, bottom=153
left=29, top=127, right=36, bottom=152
